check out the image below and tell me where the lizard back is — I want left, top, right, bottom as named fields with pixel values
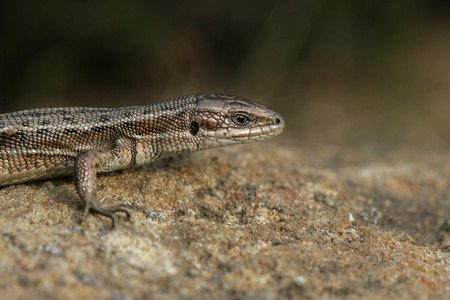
left=0, top=96, right=198, bottom=185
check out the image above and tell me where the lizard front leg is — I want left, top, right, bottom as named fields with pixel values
left=74, top=151, right=131, bottom=228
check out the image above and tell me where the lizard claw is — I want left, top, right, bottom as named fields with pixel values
left=80, top=197, right=132, bottom=229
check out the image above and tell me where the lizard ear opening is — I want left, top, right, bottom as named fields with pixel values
left=190, top=121, right=200, bottom=136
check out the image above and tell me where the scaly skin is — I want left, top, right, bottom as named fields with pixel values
left=0, top=94, right=285, bottom=228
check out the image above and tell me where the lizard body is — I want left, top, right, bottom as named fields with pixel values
left=0, top=94, right=284, bottom=227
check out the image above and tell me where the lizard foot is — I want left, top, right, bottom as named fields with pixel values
left=81, top=198, right=132, bottom=229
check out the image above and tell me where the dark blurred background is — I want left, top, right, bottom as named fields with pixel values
left=1, top=0, right=449, bottom=149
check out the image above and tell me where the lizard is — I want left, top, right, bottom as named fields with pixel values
left=0, top=94, right=285, bottom=228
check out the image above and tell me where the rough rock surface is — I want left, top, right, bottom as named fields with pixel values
left=0, top=142, right=448, bottom=299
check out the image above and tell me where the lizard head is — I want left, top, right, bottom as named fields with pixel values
left=191, top=94, right=285, bottom=149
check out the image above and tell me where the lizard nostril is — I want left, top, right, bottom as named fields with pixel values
left=275, top=116, right=281, bottom=125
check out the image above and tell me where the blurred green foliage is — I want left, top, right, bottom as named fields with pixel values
left=1, top=1, right=444, bottom=100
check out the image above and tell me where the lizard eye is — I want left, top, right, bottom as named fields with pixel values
left=231, top=113, right=252, bottom=126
